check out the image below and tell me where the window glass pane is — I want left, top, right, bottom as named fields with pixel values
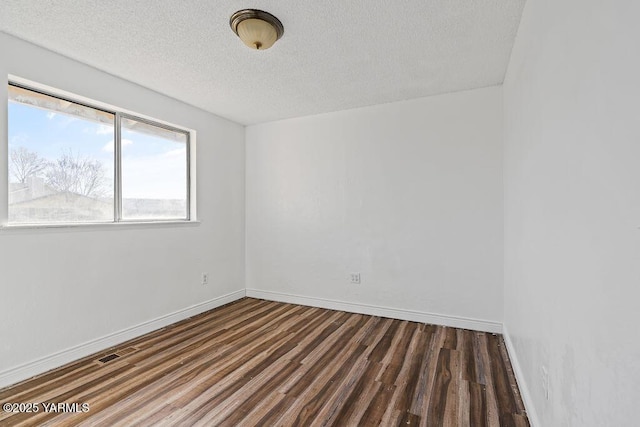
left=8, top=85, right=115, bottom=224
left=121, top=117, right=188, bottom=220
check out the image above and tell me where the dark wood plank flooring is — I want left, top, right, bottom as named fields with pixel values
left=0, top=298, right=529, bottom=426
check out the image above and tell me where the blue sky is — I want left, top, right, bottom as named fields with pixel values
left=8, top=101, right=187, bottom=199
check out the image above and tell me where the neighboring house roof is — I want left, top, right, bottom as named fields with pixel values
left=9, top=177, right=112, bottom=223
left=9, top=191, right=111, bottom=208
left=10, top=177, right=186, bottom=221
left=8, top=176, right=56, bottom=204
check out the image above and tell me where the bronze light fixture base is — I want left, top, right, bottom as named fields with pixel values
left=230, top=9, right=284, bottom=50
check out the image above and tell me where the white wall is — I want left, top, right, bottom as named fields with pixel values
left=246, top=87, right=503, bottom=328
left=0, top=33, right=246, bottom=383
left=503, top=0, right=640, bottom=425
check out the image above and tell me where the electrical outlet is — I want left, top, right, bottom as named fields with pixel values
left=350, top=273, right=361, bottom=284
left=201, top=273, right=209, bottom=286
left=541, top=366, right=550, bottom=400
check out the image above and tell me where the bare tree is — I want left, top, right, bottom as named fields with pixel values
left=9, top=146, right=47, bottom=183
left=45, top=149, right=107, bottom=198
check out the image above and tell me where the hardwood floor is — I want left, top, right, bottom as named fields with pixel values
left=0, top=298, right=529, bottom=426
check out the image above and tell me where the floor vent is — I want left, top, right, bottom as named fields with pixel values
left=98, top=353, right=121, bottom=363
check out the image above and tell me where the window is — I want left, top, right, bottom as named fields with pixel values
left=7, top=82, right=191, bottom=225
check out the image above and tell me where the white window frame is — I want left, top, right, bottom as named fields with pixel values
left=3, top=78, right=196, bottom=228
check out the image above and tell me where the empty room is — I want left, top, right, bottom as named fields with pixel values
left=0, top=1, right=638, bottom=426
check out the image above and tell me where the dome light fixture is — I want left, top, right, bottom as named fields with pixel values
left=230, top=9, right=284, bottom=50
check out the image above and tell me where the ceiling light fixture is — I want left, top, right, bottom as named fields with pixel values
left=230, top=9, right=284, bottom=50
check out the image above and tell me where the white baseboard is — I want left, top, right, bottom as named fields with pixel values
left=245, top=288, right=502, bottom=333
left=0, top=290, right=245, bottom=389
left=502, top=324, right=540, bottom=427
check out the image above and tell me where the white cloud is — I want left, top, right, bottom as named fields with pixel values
left=96, top=124, right=112, bottom=135
left=102, top=138, right=133, bottom=153
left=9, top=133, right=28, bottom=146
left=122, top=153, right=187, bottom=199
left=46, top=112, right=77, bottom=127
left=163, top=147, right=187, bottom=158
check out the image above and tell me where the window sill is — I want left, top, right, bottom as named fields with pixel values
left=0, top=220, right=201, bottom=233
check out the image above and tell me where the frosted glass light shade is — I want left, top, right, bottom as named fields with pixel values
left=237, top=18, right=278, bottom=50
left=230, top=9, right=284, bottom=50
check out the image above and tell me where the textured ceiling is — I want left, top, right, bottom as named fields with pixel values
left=0, top=1, right=525, bottom=125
